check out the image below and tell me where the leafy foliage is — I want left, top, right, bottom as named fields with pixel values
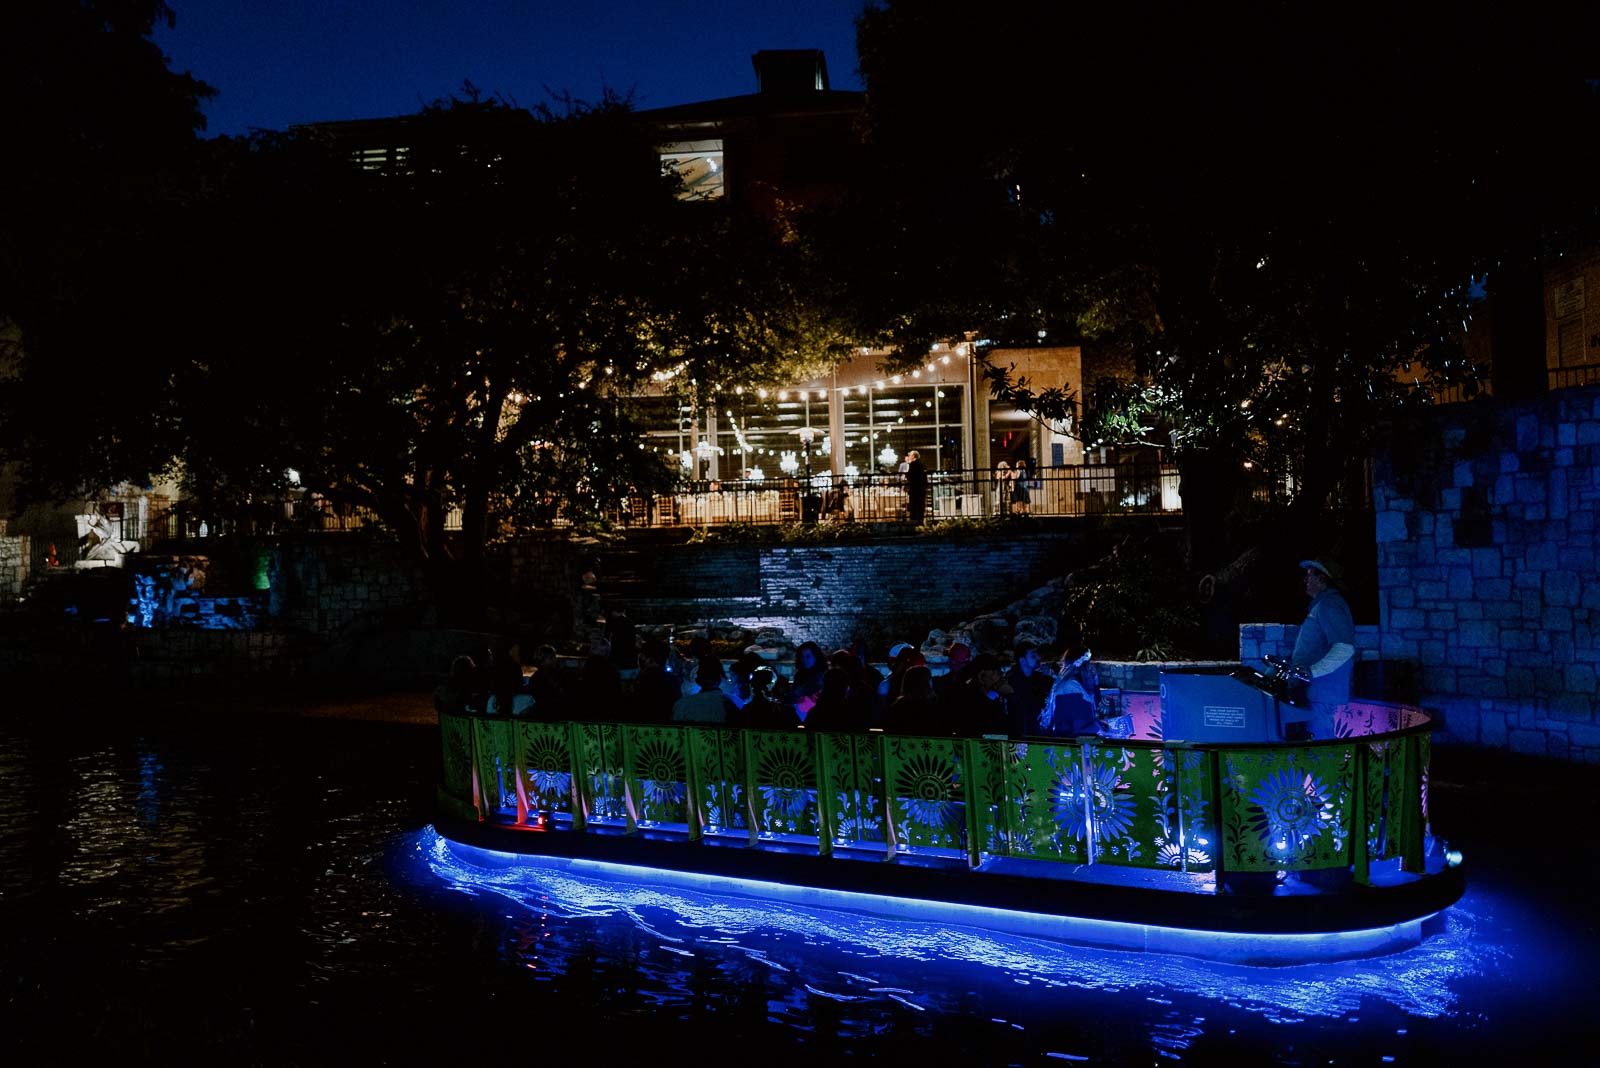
left=854, top=2, right=1600, bottom=519
left=851, top=3, right=1600, bottom=648
left=1057, top=540, right=1201, bottom=662
left=0, top=1, right=215, bottom=502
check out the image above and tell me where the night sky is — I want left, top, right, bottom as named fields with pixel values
left=155, top=0, right=868, bottom=137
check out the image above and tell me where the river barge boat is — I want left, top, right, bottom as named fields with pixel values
left=435, top=675, right=1464, bottom=966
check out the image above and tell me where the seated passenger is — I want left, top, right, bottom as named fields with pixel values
left=526, top=644, right=567, bottom=719
left=788, top=640, right=826, bottom=718
left=672, top=658, right=735, bottom=723
left=1040, top=648, right=1099, bottom=736
left=950, top=653, right=1012, bottom=735
left=486, top=651, right=534, bottom=716
left=879, top=665, right=945, bottom=734
left=802, top=667, right=866, bottom=731
left=433, top=655, right=478, bottom=716
left=829, top=648, right=878, bottom=726
left=683, top=636, right=717, bottom=697
left=881, top=642, right=922, bottom=706
left=933, top=641, right=974, bottom=705
left=738, top=667, right=798, bottom=730
left=1004, top=641, right=1051, bottom=737
left=633, top=639, right=680, bottom=723
left=576, top=653, right=623, bottom=719
left=722, top=651, right=766, bottom=709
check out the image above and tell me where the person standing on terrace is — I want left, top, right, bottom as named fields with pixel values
left=1292, top=558, right=1356, bottom=735
left=993, top=460, right=1012, bottom=513
left=904, top=450, right=928, bottom=525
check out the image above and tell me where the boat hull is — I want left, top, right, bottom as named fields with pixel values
left=435, top=814, right=1465, bottom=966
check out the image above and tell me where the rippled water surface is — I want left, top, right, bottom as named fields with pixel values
left=1, top=714, right=1593, bottom=1063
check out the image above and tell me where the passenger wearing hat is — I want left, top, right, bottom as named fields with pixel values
left=1291, top=558, right=1356, bottom=734
left=952, top=653, right=1013, bottom=735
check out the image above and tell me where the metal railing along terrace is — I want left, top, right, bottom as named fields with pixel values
left=627, top=464, right=1183, bottom=529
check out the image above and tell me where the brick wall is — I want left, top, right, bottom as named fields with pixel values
left=1373, top=385, right=1600, bottom=761
left=609, top=533, right=1109, bottom=653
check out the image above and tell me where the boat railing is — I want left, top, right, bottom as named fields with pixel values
left=437, top=699, right=1434, bottom=889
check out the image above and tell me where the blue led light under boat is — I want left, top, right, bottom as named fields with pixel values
left=434, top=831, right=1451, bottom=967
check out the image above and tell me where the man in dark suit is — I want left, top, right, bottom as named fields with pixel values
left=904, top=449, right=929, bottom=525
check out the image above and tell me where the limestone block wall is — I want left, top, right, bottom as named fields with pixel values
left=1374, top=386, right=1600, bottom=761
left=1236, top=623, right=1383, bottom=673
left=260, top=538, right=587, bottom=643
left=267, top=543, right=428, bottom=640
left=131, top=630, right=295, bottom=684
left=498, top=537, right=585, bottom=599
left=494, top=537, right=589, bottom=640
left=0, top=520, right=26, bottom=605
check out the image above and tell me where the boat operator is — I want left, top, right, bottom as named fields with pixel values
left=1292, top=557, right=1356, bottom=736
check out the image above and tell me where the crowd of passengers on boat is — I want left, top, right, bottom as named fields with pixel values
left=433, top=634, right=1116, bottom=740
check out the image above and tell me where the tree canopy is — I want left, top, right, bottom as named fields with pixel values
left=851, top=2, right=1600, bottom=634
left=2, top=66, right=856, bottom=615
left=161, top=92, right=853, bottom=609
left=0, top=1, right=214, bottom=502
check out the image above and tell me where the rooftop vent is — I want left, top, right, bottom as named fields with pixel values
left=751, top=49, right=830, bottom=93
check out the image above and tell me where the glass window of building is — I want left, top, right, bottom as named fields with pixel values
left=630, top=381, right=966, bottom=481
left=660, top=140, right=725, bottom=201
left=840, top=383, right=966, bottom=475
left=715, top=388, right=828, bottom=480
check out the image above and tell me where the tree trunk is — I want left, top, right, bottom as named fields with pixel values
left=453, top=475, right=492, bottom=626
left=1177, top=447, right=1249, bottom=655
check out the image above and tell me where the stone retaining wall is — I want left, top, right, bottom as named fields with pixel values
left=267, top=543, right=428, bottom=640
left=0, top=520, right=25, bottom=606
left=1374, top=386, right=1600, bottom=761
left=130, top=629, right=296, bottom=684
left=608, top=533, right=1121, bottom=653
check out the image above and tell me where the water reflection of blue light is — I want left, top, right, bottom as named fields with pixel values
left=418, top=827, right=1487, bottom=1028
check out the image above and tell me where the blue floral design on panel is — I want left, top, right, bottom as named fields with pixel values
left=760, top=783, right=816, bottom=821
left=523, top=734, right=572, bottom=799
left=635, top=738, right=686, bottom=808
left=1247, top=766, right=1332, bottom=853
left=1156, top=841, right=1211, bottom=868
left=834, top=791, right=883, bottom=843
left=704, top=783, right=743, bottom=831
left=757, top=746, right=816, bottom=826
left=895, top=751, right=961, bottom=832
left=1152, top=749, right=1211, bottom=869
left=1051, top=755, right=1136, bottom=844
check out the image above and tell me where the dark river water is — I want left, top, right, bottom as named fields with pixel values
left=1, top=711, right=1594, bottom=1064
